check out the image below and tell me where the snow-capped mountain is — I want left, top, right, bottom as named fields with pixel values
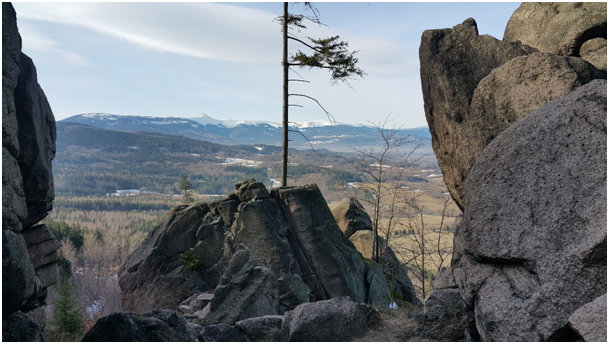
left=61, top=113, right=431, bottom=153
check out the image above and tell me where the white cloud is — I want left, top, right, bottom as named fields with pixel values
left=14, top=2, right=281, bottom=63
left=18, top=23, right=90, bottom=66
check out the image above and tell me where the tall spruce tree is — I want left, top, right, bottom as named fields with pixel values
left=279, top=2, right=364, bottom=186
left=51, top=260, right=85, bottom=341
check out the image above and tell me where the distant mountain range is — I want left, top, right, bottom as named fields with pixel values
left=60, top=113, right=432, bottom=153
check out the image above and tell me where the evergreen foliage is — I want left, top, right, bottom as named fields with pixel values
left=178, top=248, right=203, bottom=271
left=49, top=261, right=85, bottom=341
left=46, top=220, right=85, bottom=250
left=180, top=177, right=195, bottom=204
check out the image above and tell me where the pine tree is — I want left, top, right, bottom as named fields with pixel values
left=50, top=261, right=85, bottom=341
left=279, top=2, right=364, bottom=187
left=180, top=176, right=195, bottom=204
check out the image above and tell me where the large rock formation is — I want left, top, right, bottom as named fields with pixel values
left=330, top=197, right=418, bottom=305
left=117, top=180, right=412, bottom=327
left=2, top=3, right=60, bottom=340
left=419, top=18, right=536, bottom=209
left=420, top=5, right=607, bottom=341
left=452, top=80, right=606, bottom=341
left=504, top=2, right=607, bottom=58
left=277, top=185, right=368, bottom=303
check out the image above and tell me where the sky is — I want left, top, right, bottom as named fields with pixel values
left=13, top=1, right=520, bottom=128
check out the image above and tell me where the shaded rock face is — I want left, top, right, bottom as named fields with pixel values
left=235, top=315, right=283, bottom=342
left=2, top=311, right=44, bottom=342
left=419, top=18, right=536, bottom=209
left=82, top=309, right=197, bottom=342
left=118, top=202, right=228, bottom=311
left=2, top=3, right=60, bottom=340
left=330, top=197, right=419, bottom=306
left=278, top=185, right=367, bottom=302
left=195, top=245, right=279, bottom=326
left=503, top=2, right=607, bottom=57
left=452, top=80, right=607, bottom=341
left=329, top=197, right=372, bottom=238
left=279, top=296, right=380, bottom=341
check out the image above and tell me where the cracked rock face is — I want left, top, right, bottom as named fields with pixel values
left=452, top=80, right=607, bottom=341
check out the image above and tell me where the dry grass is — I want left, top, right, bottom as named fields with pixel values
left=356, top=305, right=422, bottom=342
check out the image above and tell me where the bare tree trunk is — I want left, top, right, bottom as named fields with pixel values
left=281, top=1, right=289, bottom=187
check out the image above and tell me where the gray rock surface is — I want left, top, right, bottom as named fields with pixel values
left=233, top=178, right=270, bottom=202
left=232, top=198, right=296, bottom=278
left=348, top=230, right=418, bottom=305
left=279, top=297, right=380, bottom=341
left=580, top=37, right=607, bottom=71
left=503, top=2, right=607, bottom=56
left=424, top=289, right=464, bottom=322
left=278, top=184, right=367, bottom=302
left=277, top=273, right=311, bottom=313
left=2, top=4, right=59, bottom=341
left=458, top=52, right=604, bottom=187
left=118, top=202, right=226, bottom=311
left=452, top=80, right=607, bottom=341
left=235, top=315, right=283, bottom=341
left=82, top=309, right=197, bottom=342
left=365, top=261, right=391, bottom=308
left=329, top=197, right=372, bottom=238
left=15, top=53, right=56, bottom=228
left=567, top=294, right=606, bottom=342
left=2, top=311, right=44, bottom=342
left=2, top=230, right=37, bottom=315
left=196, top=245, right=279, bottom=326
left=198, top=323, right=246, bottom=342
left=419, top=18, right=536, bottom=209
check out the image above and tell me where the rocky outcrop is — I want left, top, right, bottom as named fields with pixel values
left=195, top=245, right=279, bottom=326
left=116, top=180, right=417, bottom=340
left=118, top=202, right=227, bottom=311
left=452, top=80, right=607, bottom=341
left=81, top=309, right=197, bottom=342
left=330, top=200, right=418, bottom=305
left=278, top=185, right=368, bottom=303
left=567, top=294, right=607, bottom=342
left=503, top=2, right=607, bottom=57
left=330, top=197, right=372, bottom=238
left=2, top=3, right=60, bottom=340
left=279, top=297, right=380, bottom=341
left=419, top=18, right=536, bottom=209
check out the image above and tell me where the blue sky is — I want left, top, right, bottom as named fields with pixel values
left=13, top=2, right=520, bottom=128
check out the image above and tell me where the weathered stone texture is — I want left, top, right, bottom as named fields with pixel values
left=419, top=18, right=536, bottom=209
left=279, top=297, right=380, bottom=341
left=503, top=2, right=607, bottom=57
left=452, top=80, right=607, bottom=341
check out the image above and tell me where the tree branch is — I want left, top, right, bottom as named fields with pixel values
left=288, top=93, right=336, bottom=123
